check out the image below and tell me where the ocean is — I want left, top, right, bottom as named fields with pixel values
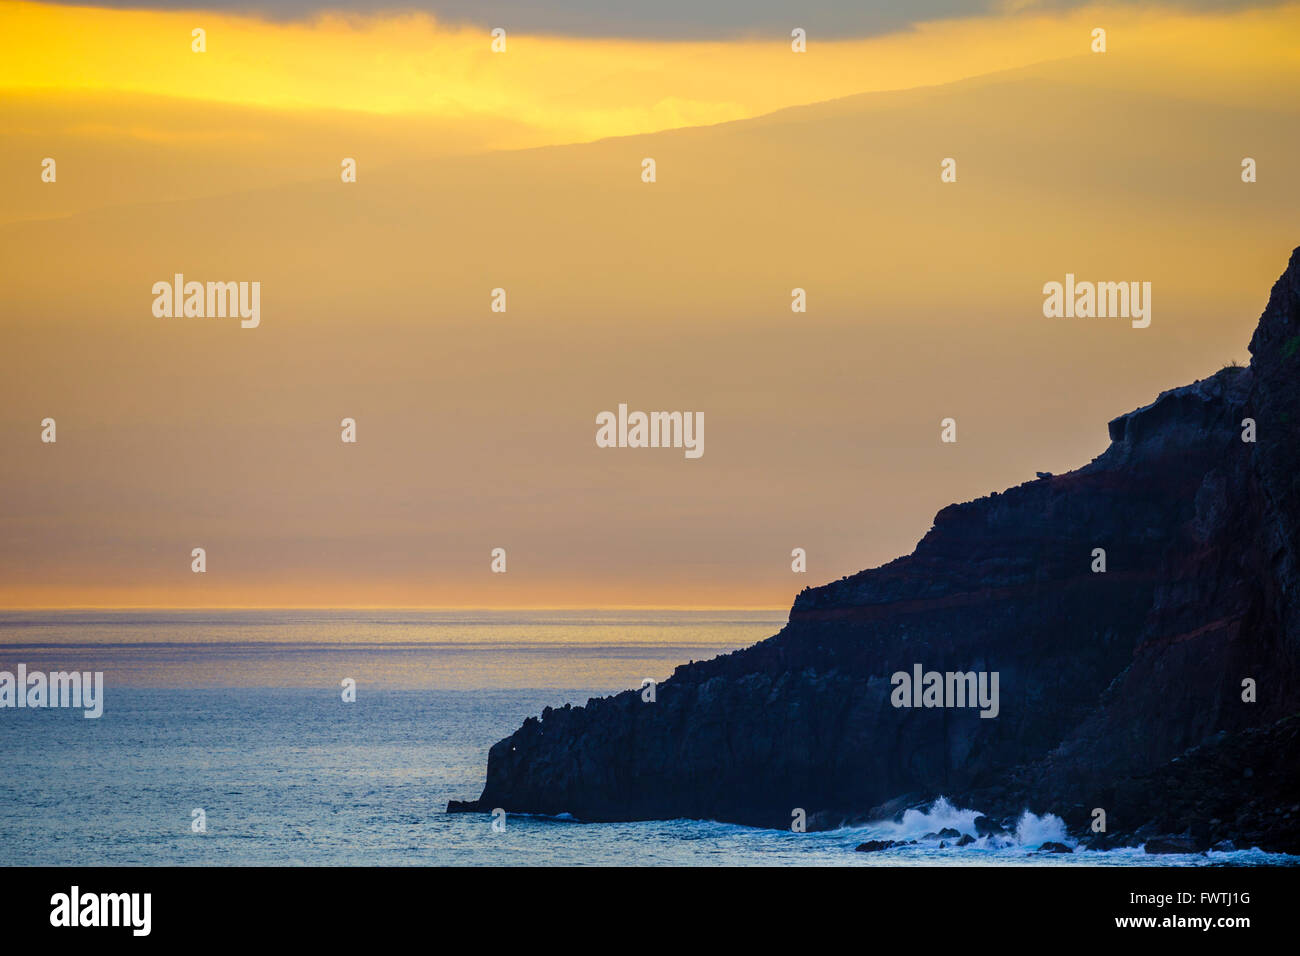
left=1, top=610, right=1294, bottom=866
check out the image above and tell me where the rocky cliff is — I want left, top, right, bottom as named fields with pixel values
left=450, top=248, right=1300, bottom=851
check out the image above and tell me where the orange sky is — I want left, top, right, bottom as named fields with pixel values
left=5, top=1, right=1299, bottom=156
left=2, top=2, right=1298, bottom=608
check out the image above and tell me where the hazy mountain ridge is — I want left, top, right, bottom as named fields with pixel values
left=3, top=47, right=1296, bottom=608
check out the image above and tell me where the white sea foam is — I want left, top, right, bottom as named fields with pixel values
left=1013, top=809, right=1071, bottom=848
left=852, top=797, right=1073, bottom=852
left=874, top=797, right=982, bottom=842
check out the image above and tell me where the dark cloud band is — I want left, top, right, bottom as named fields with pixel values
left=12, top=1, right=1043, bottom=38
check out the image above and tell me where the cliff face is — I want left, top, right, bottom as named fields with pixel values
left=451, top=249, right=1300, bottom=848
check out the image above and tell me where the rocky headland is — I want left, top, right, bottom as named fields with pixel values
left=451, top=248, right=1300, bottom=854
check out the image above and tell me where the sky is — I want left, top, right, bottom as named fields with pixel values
left=1, top=1, right=1298, bottom=608
left=21, top=1, right=1300, bottom=37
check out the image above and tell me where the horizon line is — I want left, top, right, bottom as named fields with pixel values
left=0, top=604, right=791, bottom=613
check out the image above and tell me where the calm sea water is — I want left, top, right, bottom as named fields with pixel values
left=1, top=610, right=1295, bottom=866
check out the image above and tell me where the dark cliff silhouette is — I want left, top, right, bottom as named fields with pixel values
left=451, top=248, right=1300, bottom=853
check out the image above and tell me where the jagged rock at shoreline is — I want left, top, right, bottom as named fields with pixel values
left=854, top=840, right=896, bottom=853
left=1038, top=842, right=1073, bottom=854
left=450, top=248, right=1300, bottom=853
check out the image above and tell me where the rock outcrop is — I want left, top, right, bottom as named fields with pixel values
left=450, top=248, right=1300, bottom=851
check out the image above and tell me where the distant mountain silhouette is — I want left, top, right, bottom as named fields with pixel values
left=452, top=247, right=1300, bottom=853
